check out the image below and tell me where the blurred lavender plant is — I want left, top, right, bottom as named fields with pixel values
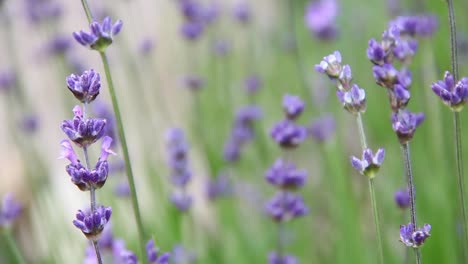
left=308, top=114, right=336, bottom=143
left=0, top=193, right=22, bottom=228
left=176, top=0, right=205, bottom=41
left=265, top=94, right=308, bottom=263
left=304, top=0, right=338, bottom=40
left=395, top=188, right=410, bottom=209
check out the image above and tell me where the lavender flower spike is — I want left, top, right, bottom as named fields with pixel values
left=350, top=148, right=385, bottom=178
left=400, top=223, right=431, bottom=248
left=73, top=205, right=112, bottom=241
left=0, top=193, right=23, bottom=228
left=270, top=120, right=307, bottom=148
left=432, top=71, right=468, bottom=112
left=391, top=110, right=425, bottom=144
left=265, top=159, right=307, bottom=190
left=60, top=105, right=106, bottom=147
left=265, top=192, right=308, bottom=222
left=283, top=94, right=305, bottom=120
left=315, top=51, right=342, bottom=78
left=66, top=69, right=101, bottom=103
left=147, top=239, right=170, bottom=264
left=73, top=16, right=123, bottom=51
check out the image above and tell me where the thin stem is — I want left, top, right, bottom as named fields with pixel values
left=80, top=0, right=94, bottom=23
left=92, top=241, right=103, bottom=264
left=355, top=113, right=384, bottom=264
left=99, top=51, right=147, bottom=261
left=447, top=0, right=468, bottom=257
left=401, top=143, right=421, bottom=264
left=3, top=230, right=26, bottom=264
left=369, top=178, right=384, bottom=264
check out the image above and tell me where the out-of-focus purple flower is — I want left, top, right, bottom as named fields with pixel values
left=315, top=51, right=342, bottom=78
left=66, top=69, right=101, bottom=104
left=0, top=70, right=16, bottom=92
left=270, top=120, right=307, bottom=148
left=304, top=0, right=338, bottom=40
left=166, top=128, right=192, bottom=187
left=61, top=106, right=106, bottom=147
left=390, top=15, right=438, bottom=37
left=308, top=114, right=336, bottom=143
left=266, top=192, right=308, bottom=222
left=73, top=205, right=112, bottom=241
left=350, top=148, right=385, bottom=178
left=391, top=110, right=425, bottom=144
left=336, top=84, right=366, bottom=114
left=25, top=0, right=62, bottom=23
left=44, top=35, right=71, bottom=56
left=0, top=193, right=23, bottom=227
left=265, top=159, right=307, bottom=190
left=19, top=114, right=39, bottom=133
left=119, top=250, right=138, bottom=264
left=393, top=39, right=418, bottom=62
left=147, top=239, right=171, bottom=264
left=93, top=101, right=118, bottom=148
left=177, top=0, right=202, bottom=21
left=139, top=37, right=155, bottom=55
left=73, top=16, right=123, bottom=51
left=233, top=2, right=251, bottom=24
left=400, top=223, right=431, bottom=248
left=114, top=181, right=130, bottom=197
left=206, top=173, right=233, bottom=201
left=170, top=192, right=192, bottom=212
left=268, top=252, right=298, bottom=264
left=171, top=245, right=196, bottom=264
left=244, top=75, right=262, bottom=94
left=432, top=71, right=468, bottom=111
left=394, top=188, right=410, bottom=209
left=212, top=39, right=231, bottom=57
left=180, top=21, right=204, bottom=41
left=182, top=74, right=204, bottom=91
left=282, top=94, right=304, bottom=120
left=202, top=3, right=219, bottom=24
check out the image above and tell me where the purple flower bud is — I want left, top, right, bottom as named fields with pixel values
left=268, top=251, right=298, bottom=264
left=265, top=159, right=307, bottom=189
left=265, top=192, right=308, bottom=222
left=170, top=192, right=192, bottom=212
left=394, top=188, right=410, bottom=209
left=400, top=223, right=431, bottom=248
left=73, top=16, right=123, bottom=51
left=66, top=69, right=101, bottom=103
left=389, top=84, right=411, bottom=111
left=391, top=110, right=425, bottom=144
left=19, top=114, right=39, bottom=134
left=282, top=94, right=305, bottom=120
left=367, top=39, right=386, bottom=65
left=114, top=181, right=131, bottom=197
left=99, top=136, right=116, bottom=161
left=336, top=84, right=366, bottom=114
left=304, top=0, right=338, bottom=41
left=180, top=21, right=204, bottom=41
left=178, top=0, right=202, bottom=21
left=270, top=120, right=307, bottom=148
left=244, top=75, right=262, bottom=94
left=73, top=206, right=112, bottom=241
left=212, top=39, right=231, bottom=57
left=315, top=51, right=342, bottom=78
left=432, top=71, right=468, bottom=111
left=0, top=193, right=22, bottom=227
left=182, top=74, right=204, bottom=91
left=350, top=148, right=385, bottom=178
left=139, top=38, right=155, bottom=55
left=202, top=3, right=219, bottom=24
left=393, top=39, right=418, bottom=62
left=308, top=114, right=336, bottom=143
left=61, top=106, right=107, bottom=147
left=338, top=64, right=352, bottom=90
left=373, top=63, right=399, bottom=88
left=147, top=239, right=171, bottom=264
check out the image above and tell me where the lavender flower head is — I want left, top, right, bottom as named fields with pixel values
left=305, top=0, right=338, bottom=40
left=66, top=69, right=101, bottom=104
left=400, top=223, right=431, bottom=248
left=394, top=188, right=410, bottom=209
left=73, top=205, right=112, bottom=241
left=270, top=120, right=307, bottom=149
left=0, top=193, right=22, bottom=228
left=60, top=106, right=106, bottom=148
left=265, top=192, right=308, bottom=222
left=308, top=114, right=336, bottom=143
left=391, top=110, right=425, bottom=144
left=180, top=21, right=204, bottom=41
left=245, top=75, right=262, bottom=94
left=350, top=148, right=385, bottom=178
left=265, top=159, right=307, bottom=190
left=390, top=15, right=438, bottom=37
left=268, top=252, right=298, bottom=264
left=0, top=70, right=16, bottom=93
left=315, top=51, right=342, bottom=78
left=233, top=2, right=251, bottom=24
left=147, top=239, right=170, bottom=264
left=336, top=84, right=366, bottom=114
left=432, top=71, right=468, bottom=112
left=283, top=94, right=305, bottom=120
left=73, top=16, right=123, bottom=51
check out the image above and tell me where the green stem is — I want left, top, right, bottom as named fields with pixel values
left=355, top=113, right=384, bottom=264
left=99, top=52, right=147, bottom=262
left=401, top=143, right=421, bottom=264
left=80, top=0, right=94, bottom=23
left=3, top=230, right=26, bottom=264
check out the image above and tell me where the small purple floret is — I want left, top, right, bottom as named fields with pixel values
left=73, top=16, right=123, bottom=51
left=0, top=193, right=23, bottom=227
left=432, top=71, right=468, bottom=111
left=268, top=251, right=298, bottom=264
left=394, top=188, right=410, bottom=209
left=73, top=205, right=112, bottom=241
left=350, top=148, right=385, bottom=178
left=265, top=159, right=307, bottom=189
left=66, top=69, right=101, bottom=103
left=391, top=110, right=425, bottom=144
left=304, top=0, right=338, bottom=40
left=282, top=94, right=305, bottom=120
left=147, top=239, right=171, bottom=264
left=400, top=223, right=431, bottom=248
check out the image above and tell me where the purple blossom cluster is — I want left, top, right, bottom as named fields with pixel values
left=350, top=148, right=385, bottom=178
left=224, top=105, right=262, bottom=163
left=60, top=69, right=114, bottom=242
left=367, top=16, right=431, bottom=144
left=266, top=95, right=308, bottom=263
left=176, top=0, right=214, bottom=41
left=315, top=52, right=366, bottom=114
left=304, top=0, right=339, bottom=41
left=73, top=17, right=123, bottom=51
left=0, top=193, right=22, bottom=228
left=432, top=71, right=468, bottom=112
left=400, top=223, right=431, bottom=248
left=166, top=128, right=193, bottom=212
